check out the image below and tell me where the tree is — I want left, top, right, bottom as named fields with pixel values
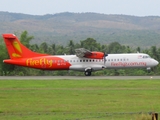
left=67, top=40, right=75, bottom=54
left=51, top=44, right=56, bottom=55
left=0, top=38, right=15, bottom=75
left=20, top=31, right=34, bottom=48
left=39, top=42, right=48, bottom=53
left=108, top=42, right=125, bottom=53
left=150, top=46, right=159, bottom=60
left=80, top=38, right=100, bottom=51
left=30, top=44, right=39, bottom=52
left=136, top=47, right=141, bottom=52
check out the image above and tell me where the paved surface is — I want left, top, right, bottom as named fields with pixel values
left=0, top=76, right=160, bottom=80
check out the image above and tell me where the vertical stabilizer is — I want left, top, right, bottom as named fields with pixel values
left=2, top=34, right=47, bottom=59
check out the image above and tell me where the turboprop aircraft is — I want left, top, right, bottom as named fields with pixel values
left=2, top=34, right=159, bottom=76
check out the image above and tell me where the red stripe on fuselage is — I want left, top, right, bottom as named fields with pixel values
left=4, top=56, right=71, bottom=70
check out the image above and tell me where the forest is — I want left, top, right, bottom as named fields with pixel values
left=0, top=31, right=160, bottom=76
left=1, top=12, right=160, bottom=47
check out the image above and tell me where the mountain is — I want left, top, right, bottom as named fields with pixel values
left=0, top=11, right=160, bottom=48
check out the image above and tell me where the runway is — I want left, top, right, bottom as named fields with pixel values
left=0, top=76, right=160, bottom=80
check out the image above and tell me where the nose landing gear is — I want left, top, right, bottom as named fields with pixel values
left=147, top=67, right=151, bottom=73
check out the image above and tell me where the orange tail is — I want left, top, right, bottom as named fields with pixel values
left=2, top=34, right=47, bottom=59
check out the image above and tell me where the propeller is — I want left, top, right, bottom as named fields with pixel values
left=103, top=52, right=108, bottom=64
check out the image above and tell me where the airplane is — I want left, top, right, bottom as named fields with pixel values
left=2, top=34, right=159, bottom=76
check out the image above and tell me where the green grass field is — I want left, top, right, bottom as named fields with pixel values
left=0, top=79, right=159, bottom=120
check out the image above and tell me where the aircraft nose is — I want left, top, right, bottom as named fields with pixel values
left=153, top=59, right=159, bottom=66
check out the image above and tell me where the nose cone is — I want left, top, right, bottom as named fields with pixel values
left=153, top=59, right=159, bottom=66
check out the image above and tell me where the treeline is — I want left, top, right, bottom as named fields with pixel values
left=0, top=31, right=160, bottom=76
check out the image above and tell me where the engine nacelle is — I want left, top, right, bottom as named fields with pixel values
left=84, top=52, right=104, bottom=59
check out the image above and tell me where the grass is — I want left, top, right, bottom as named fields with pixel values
left=0, top=79, right=159, bottom=120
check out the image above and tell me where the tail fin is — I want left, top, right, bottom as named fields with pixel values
left=2, top=34, right=47, bottom=59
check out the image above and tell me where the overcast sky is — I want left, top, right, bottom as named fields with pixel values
left=0, top=0, right=160, bottom=16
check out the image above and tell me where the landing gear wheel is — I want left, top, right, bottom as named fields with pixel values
left=85, top=71, right=91, bottom=76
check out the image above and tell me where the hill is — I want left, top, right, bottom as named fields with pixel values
left=0, top=11, right=160, bottom=48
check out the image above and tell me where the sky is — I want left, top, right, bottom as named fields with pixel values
left=0, top=0, right=160, bottom=16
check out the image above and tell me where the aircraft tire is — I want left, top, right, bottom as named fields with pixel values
left=85, top=71, right=91, bottom=76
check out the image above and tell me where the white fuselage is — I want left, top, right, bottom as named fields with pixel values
left=56, top=53, right=159, bottom=72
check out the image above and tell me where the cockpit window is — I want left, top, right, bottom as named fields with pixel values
left=143, top=55, right=151, bottom=58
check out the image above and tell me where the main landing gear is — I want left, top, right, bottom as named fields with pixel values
left=84, top=70, right=92, bottom=76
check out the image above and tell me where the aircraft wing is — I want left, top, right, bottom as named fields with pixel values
left=75, top=48, right=92, bottom=58
left=75, top=48, right=105, bottom=59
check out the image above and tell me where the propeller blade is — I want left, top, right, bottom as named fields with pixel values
left=103, top=52, right=108, bottom=64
